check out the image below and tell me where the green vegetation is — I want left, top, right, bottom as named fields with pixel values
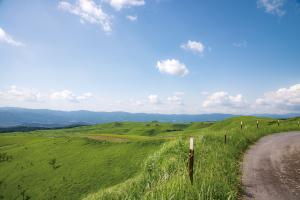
left=0, top=129, right=164, bottom=199
left=82, top=117, right=300, bottom=200
left=0, top=117, right=300, bottom=199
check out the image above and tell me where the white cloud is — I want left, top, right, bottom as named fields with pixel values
left=4, top=84, right=300, bottom=114
left=0, top=27, right=24, bottom=47
left=49, top=90, right=92, bottom=102
left=49, top=90, right=76, bottom=102
left=233, top=40, right=247, bottom=48
left=0, top=86, right=92, bottom=104
left=126, top=15, right=138, bottom=21
left=255, top=84, right=300, bottom=113
left=58, top=0, right=112, bottom=33
left=0, top=87, right=191, bottom=113
left=156, top=59, right=189, bottom=76
left=77, top=92, right=93, bottom=100
left=167, top=96, right=183, bottom=105
left=106, top=0, right=145, bottom=10
left=181, top=40, right=205, bottom=55
left=202, top=91, right=247, bottom=113
left=148, top=94, right=160, bottom=104
left=166, top=92, right=184, bottom=105
left=257, top=0, right=285, bottom=16
left=202, top=84, right=300, bottom=114
left=0, top=86, right=41, bottom=102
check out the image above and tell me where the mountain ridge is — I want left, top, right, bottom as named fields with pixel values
left=0, top=107, right=299, bottom=128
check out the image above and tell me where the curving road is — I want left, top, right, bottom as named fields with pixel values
left=242, top=131, right=300, bottom=200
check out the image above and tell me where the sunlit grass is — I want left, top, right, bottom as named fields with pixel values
left=1, top=117, right=299, bottom=199
left=84, top=116, right=300, bottom=200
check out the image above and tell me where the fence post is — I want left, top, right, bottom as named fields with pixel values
left=241, top=121, right=243, bottom=130
left=277, top=120, right=280, bottom=127
left=256, top=120, right=259, bottom=129
left=298, top=121, right=299, bottom=127
left=224, top=132, right=227, bottom=144
left=189, top=137, right=194, bottom=184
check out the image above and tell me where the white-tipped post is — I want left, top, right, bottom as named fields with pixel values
left=188, top=137, right=194, bottom=184
left=190, top=137, right=194, bottom=150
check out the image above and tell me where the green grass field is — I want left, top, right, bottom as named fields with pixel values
left=0, top=117, right=300, bottom=199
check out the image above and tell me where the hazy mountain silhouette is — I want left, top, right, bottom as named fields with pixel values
left=0, top=107, right=298, bottom=128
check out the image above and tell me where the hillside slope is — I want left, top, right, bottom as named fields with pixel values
left=0, top=116, right=300, bottom=200
left=83, top=116, right=300, bottom=200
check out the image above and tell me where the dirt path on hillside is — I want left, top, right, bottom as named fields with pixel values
left=241, top=131, right=300, bottom=200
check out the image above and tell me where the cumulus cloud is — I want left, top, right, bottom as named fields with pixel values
left=50, top=90, right=76, bottom=102
left=0, top=86, right=41, bottom=102
left=126, top=15, right=138, bottom=21
left=0, top=27, right=24, bottom=47
left=257, top=0, right=285, bottom=16
left=255, top=84, right=300, bottom=112
left=181, top=40, right=205, bottom=55
left=167, top=96, right=183, bottom=105
left=201, top=84, right=300, bottom=114
left=156, top=59, right=189, bottom=76
left=148, top=94, right=160, bottom=104
left=58, top=0, right=112, bottom=33
left=0, top=86, right=93, bottom=104
left=202, top=91, right=247, bottom=113
left=49, top=90, right=92, bottom=102
left=167, top=92, right=184, bottom=105
left=76, top=92, right=93, bottom=100
left=106, top=0, right=145, bottom=10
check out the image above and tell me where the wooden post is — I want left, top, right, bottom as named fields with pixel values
left=188, top=137, right=194, bottom=184
left=241, top=121, right=243, bottom=130
left=224, top=132, right=227, bottom=144
left=256, top=120, right=259, bottom=129
left=277, top=120, right=280, bottom=127
left=298, top=121, right=299, bottom=127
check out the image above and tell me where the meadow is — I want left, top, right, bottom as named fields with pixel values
left=0, top=117, right=300, bottom=200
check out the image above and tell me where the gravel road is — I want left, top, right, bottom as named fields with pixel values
left=242, top=131, right=300, bottom=200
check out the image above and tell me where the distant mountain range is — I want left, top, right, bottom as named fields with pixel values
left=0, top=107, right=299, bottom=128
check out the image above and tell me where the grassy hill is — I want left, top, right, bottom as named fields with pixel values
left=0, top=117, right=299, bottom=199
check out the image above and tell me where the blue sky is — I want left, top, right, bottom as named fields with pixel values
left=0, top=0, right=300, bottom=114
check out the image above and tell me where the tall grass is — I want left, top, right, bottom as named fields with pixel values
left=1, top=117, right=299, bottom=199
left=84, top=116, right=300, bottom=200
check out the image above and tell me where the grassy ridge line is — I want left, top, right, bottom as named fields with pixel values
left=83, top=116, right=300, bottom=200
left=85, top=133, right=173, bottom=143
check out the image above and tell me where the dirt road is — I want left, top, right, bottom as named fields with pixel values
left=242, top=131, right=300, bottom=200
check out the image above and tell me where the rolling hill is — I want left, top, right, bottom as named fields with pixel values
left=0, top=116, right=300, bottom=199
